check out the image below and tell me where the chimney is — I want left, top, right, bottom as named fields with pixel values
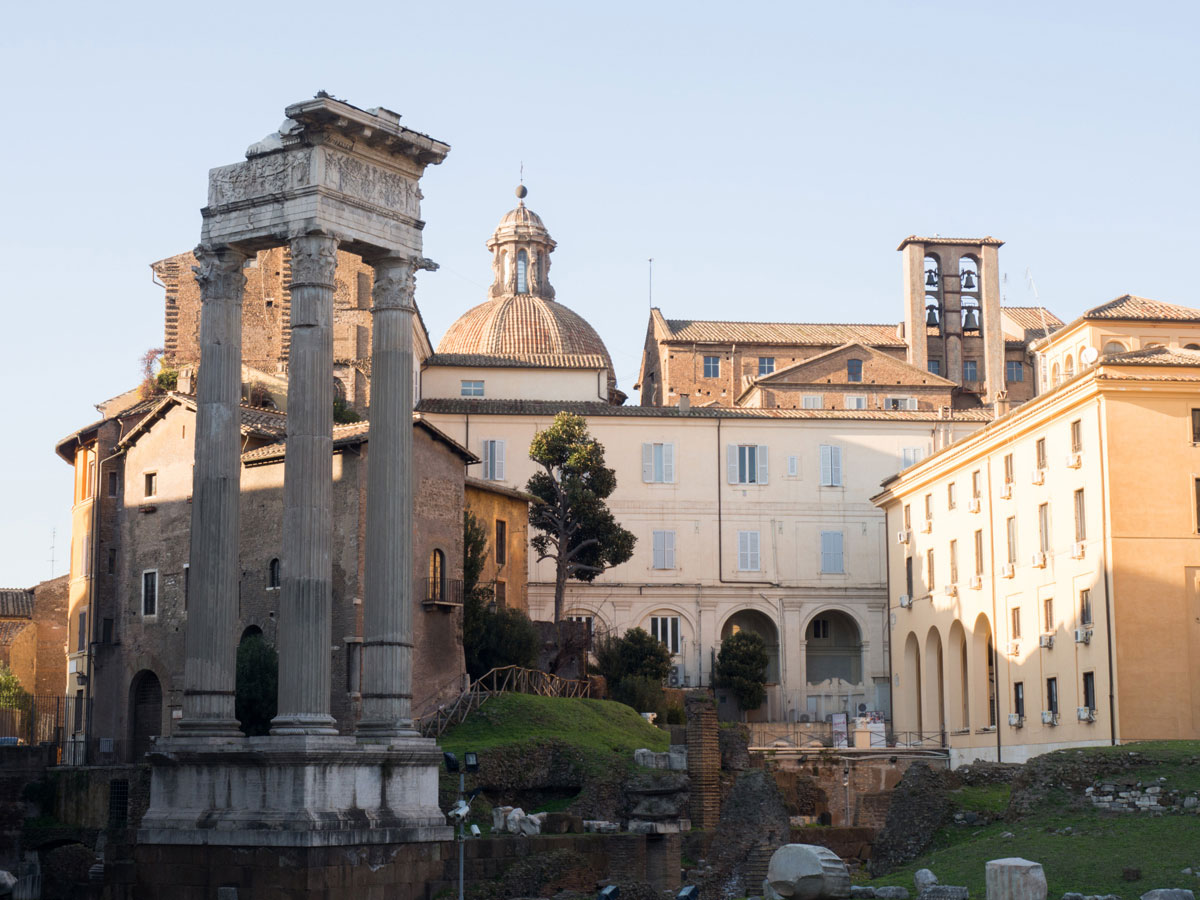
left=994, top=390, right=1011, bottom=417
left=678, top=395, right=691, bottom=413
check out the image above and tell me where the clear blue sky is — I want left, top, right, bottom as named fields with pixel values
left=1, top=1, right=1196, bottom=586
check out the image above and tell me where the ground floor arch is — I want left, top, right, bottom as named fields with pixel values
left=902, top=631, right=922, bottom=733
left=128, top=669, right=163, bottom=761
left=948, top=619, right=970, bottom=731
left=720, top=608, right=780, bottom=683
left=924, top=626, right=946, bottom=736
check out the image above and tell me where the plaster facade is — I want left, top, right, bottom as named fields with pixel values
left=464, top=477, right=531, bottom=613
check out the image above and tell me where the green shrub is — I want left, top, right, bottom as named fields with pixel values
left=715, top=630, right=769, bottom=711
left=332, top=397, right=361, bottom=423
left=464, top=592, right=539, bottom=679
left=235, top=633, right=278, bottom=736
left=593, top=628, right=672, bottom=716
left=664, top=704, right=685, bottom=725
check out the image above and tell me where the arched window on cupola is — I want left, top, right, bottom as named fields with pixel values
left=516, top=250, right=529, bottom=293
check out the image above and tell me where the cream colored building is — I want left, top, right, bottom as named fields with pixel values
left=874, top=298, right=1200, bottom=764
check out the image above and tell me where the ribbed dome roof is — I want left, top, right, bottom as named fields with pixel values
left=437, top=294, right=615, bottom=370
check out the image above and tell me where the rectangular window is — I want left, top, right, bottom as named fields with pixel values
left=144, top=472, right=157, bottom=498
left=1192, top=409, right=1200, bottom=443
left=1195, top=478, right=1200, bottom=533
left=481, top=439, right=506, bottom=481
left=905, top=556, right=914, bottom=596
left=703, top=356, right=720, bottom=378
left=963, top=359, right=978, bottom=381
left=819, top=445, right=843, bottom=486
left=1083, top=672, right=1096, bottom=711
left=1071, top=419, right=1083, bottom=453
left=106, top=547, right=116, bottom=575
left=495, top=520, right=507, bottom=565
left=652, top=529, right=676, bottom=569
left=107, top=471, right=119, bottom=497
left=494, top=581, right=506, bottom=606
left=901, top=447, right=924, bottom=468
left=1007, top=360, right=1024, bottom=383
left=787, top=455, right=799, bottom=477
left=1011, top=606, right=1022, bottom=639
left=924, top=493, right=933, bottom=522
left=1014, top=682, right=1025, bottom=717
left=1080, top=588, right=1093, bottom=626
left=651, top=615, right=681, bottom=654
left=77, top=609, right=87, bottom=652
left=1074, top=489, right=1086, bottom=542
left=802, top=395, right=822, bottom=409
left=820, top=531, right=844, bottom=574
left=1004, top=454, right=1014, bottom=485
left=972, top=470, right=982, bottom=498
left=73, top=689, right=84, bottom=732
left=886, top=397, right=918, bottom=411
left=758, top=357, right=775, bottom=376
left=845, top=395, right=867, bottom=410
left=460, top=380, right=485, bottom=397
left=926, top=548, right=935, bottom=589
left=1047, top=677, right=1059, bottom=715
left=974, top=529, right=984, bottom=575
left=737, top=530, right=760, bottom=571
left=1036, top=438, right=1047, bottom=470
left=928, top=359, right=941, bottom=376
left=811, top=618, right=830, bottom=639
left=947, top=483, right=957, bottom=509
left=728, top=444, right=768, bottom=484
left=903, top=504, right=912, bottom=529
left=1043, top=596, right=1054, bottom=632
left=1006, top=516, right=1017, bottom=564
left=142, top=570, right=158, bottom=617
left=642, top=442, right=676, bottom=483
left=949, top=539, right=958, bottom=584
left=847, top=359, right=863, bottom=382
left=1038, top=503, right=1050, bottom=553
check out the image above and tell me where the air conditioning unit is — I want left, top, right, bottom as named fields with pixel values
left=899, top=594, right=913, bottom=609
left=1001, top=563, right=1015, bottom=578
left=1039, top=634, right=1055, bottom=649
left=1031, top=469, right=1046, bottom=485
left=1066, top=453, right=1082, bottom=469
left=968, top=498, right=982, bottom=513
left=969, top=575, right=983, bottom=590
left=1072, top=541, right=1086, bottom=559
left=946, top=584, right=959, bottom=597
left=1074, top=628, right=1092, bottom=645
left=1031, top=551, right=1047, bottom=568
left=668, top=666, right=682, bottom=688
left=1041, top=710, right=1058, bottom=726
left=1000, top=483, right=1013, bottom=500
left=1008, top=713, right=1024, bottom=728
left=1077, top=706, right=1096, bottom=723
left=897, top=530, right=911, bottom=545
left=1008, top=640, right=1020, bottom=657
left=921, top=518, right=933, bottom=534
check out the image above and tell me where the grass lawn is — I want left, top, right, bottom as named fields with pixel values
left=867, top=742, right=1200, bottom=897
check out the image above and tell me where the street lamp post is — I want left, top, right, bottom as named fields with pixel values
left=445, top=751, right=481, bottom=900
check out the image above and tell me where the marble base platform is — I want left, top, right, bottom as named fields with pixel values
left=138, top=734, right=452, bottom=847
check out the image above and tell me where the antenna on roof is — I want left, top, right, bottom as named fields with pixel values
left=648, top=258, right=653, bottom=309
left=49, top=526, right=56, bottom=579
left=1025, top=268, right=1052, bottom=340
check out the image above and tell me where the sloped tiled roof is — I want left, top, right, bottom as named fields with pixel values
left=240, top=416, right=476, bottom=464
left=427, top=352, right=609, bottom=369
left=118, top=393, right=287, bottom=451
left=1102, top=346, right=1200, bottom=366
left=896, top=235, right=1005, bottom=250
left=660, top=319, right=906, bottom=347
left=1083, top=295, right=1200, bottom=322
left=417, top=398, right=994, bottom=422
left=750, top=341, right=956, bottom=388
left=1003, top=307, right=1064, bottom=333
left=0, top=620, right=31, bottom=646
left=438, top=295, right=614, bottom=369
left=0, top=589, right=34, bottom=618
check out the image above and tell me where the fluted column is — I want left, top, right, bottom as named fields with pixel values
left=271, top=232, right=339, bottom=735
left=358, top=255, right=419, bottom=739
left=179, top=244, right=247, bottom=736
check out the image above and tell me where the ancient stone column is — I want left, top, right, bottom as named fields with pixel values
left=271, top=232, right=339, bottom=735
left=358, top=255, right=418, bottom=739
left=179, top=244, right=247, bottom=736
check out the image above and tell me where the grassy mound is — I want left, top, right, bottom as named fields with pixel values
left=866, top=742, right=1200, bottom=897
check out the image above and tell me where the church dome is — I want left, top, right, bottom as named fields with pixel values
left=435, top=187, right=623, bottom=402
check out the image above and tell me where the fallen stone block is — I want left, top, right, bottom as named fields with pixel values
left=986, top=858, right=1047, bottom=900
left=1140, top=891, right=1196, bottom=900
left=850, top=887, right=876, bottom=898
left=505, top=807, right=526, bottom=833
left=517, top=815, right=542, bottom=836
left=915, top=871, right=939, bottom=895
left=875, top=889, right=910, bottom=900
left=493, top=806, right=514, bottom=832
left=543, top=812, right=584, bottom=834
left=583, top=820, right=619, bottom=834
left=766, top=843, right=851, bottom=900
left=919, top=888, right=969, bottom=900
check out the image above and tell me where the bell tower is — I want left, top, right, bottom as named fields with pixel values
left=899, top=235, right=1005, bottom=404
left=487, top=184, right=558, bottom=300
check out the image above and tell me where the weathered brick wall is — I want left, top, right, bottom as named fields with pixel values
left=771, top=754, right=946, bottom=829
left=686, top=692, right=720, bottom=828
left=33, top=575, right=69, bottom=697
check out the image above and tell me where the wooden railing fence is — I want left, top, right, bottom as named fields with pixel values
left=414, top=665, right=590, bottom=739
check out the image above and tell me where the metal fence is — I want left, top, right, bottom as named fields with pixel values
left=0, top=693, right=84, bottom=750
left=748, top=720, right=947, bottom=751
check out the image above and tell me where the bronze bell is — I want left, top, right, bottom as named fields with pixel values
left=962, top=270, right=977, bottom=291
left=926, top=306, right=940, bottom=327
left=925, top=269, right=938, bottom=287
left=963, top=307, right=980, bottom=331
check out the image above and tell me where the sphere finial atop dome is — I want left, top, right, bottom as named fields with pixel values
left=515, top=183, right=528, bottom=200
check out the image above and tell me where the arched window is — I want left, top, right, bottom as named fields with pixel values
left=1186, top=344, right=1200, bottom=351
left=516, top=250, right=528, bottom=293
left=847, top=359, right=863, bottom=382
left=1103, top=341, right=1127, bottom=354
left=268, top=558, right=280, bottom=589
left=1052, top=362, right=1062, bottom=386
left=428, top=549, right=445, bottom=601
left=1064, top=355, right=1075, bottom=378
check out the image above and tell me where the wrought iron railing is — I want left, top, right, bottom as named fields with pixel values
left=422, top=577, right=464, bottom=605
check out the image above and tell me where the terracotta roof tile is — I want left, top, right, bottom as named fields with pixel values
left=0, top=620, right=31, bottom=646
left=1102, top=346, right=1200, bottom=366
left=0, top=589, right=34, bottom=618
left=427, top=352, right=609, bottom=369
left=660, top=319, right=907, bottom=347
left=1083, top=295, right=1200, bottom=322
left=438, top=295, right=614, bottom=368
left=896, top=235, right=1005, bottom=250
left=1002, top=307, right=1064, bottom=332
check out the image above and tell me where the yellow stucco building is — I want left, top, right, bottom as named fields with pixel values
left=874, top=296, right=1200, bottom=764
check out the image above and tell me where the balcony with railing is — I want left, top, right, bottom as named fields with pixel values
left=422, top=576, right=463, bottom=609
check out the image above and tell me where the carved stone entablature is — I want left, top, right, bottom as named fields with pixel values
left=191, top=244, right=248, bottom=301
left=321, top=149, right=419, bottom=219
left=208, top=151, right=314, bottom=209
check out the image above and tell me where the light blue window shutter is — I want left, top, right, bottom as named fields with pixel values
left=665, top=530, right=675, bottom=568
left=830, top=446, right=842, bottom=486
left=757, top=445, right=769, bottom=484
left=749, top=531, right=760, bottom=570
left=820, top=445, right=832, bottom=485
left=737, top=531, right=748, bottom=569
left=821, top=532, right=844, bottom=573
left=652, top=530, right=665, bottom=568
left=494, top=440, right=505, bottom=481
left=663, top=443, right=675, bottom=483
left=481, top=441, right=491, bottom=479
left=642, top=443, right=655, bottom=482
left=727, top=445, right=739, bottom=484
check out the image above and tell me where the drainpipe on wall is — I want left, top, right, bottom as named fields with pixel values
left=1094, top=396, right=1118, bottom=746
left=985, top=456, right=1002, bottom=763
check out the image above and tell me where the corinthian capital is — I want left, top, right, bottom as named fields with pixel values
left=192, top=245, right=247, bottom=300
left=289, top=233, right=339, bottom=287
left=368, top=255, right=437, bottom=311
